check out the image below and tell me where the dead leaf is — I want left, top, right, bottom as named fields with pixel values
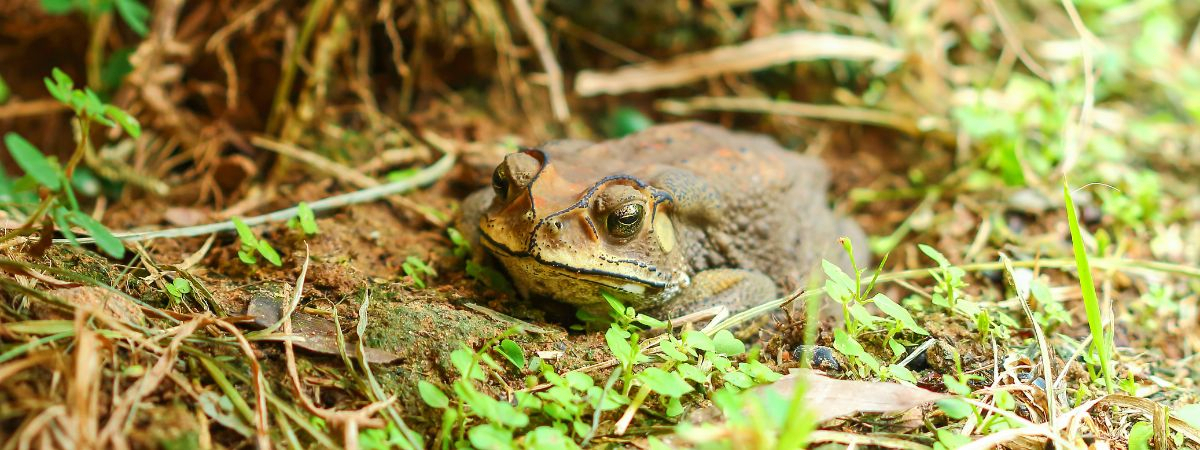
left=246, top=296, right=401, bottom=364
left=771, top=370, right=950, bottom=422
left=163, top=207, right=211, bottom=227
left=689, top=369, right=949, bottom=426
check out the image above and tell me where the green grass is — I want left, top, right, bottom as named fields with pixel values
left=1063, top=181, right=1115, bottom=392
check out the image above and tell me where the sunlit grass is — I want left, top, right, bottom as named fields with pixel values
left=1063, top=181, right=1115, bottom=393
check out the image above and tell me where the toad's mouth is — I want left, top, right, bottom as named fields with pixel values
left=479, top=231, right=669, bottom=293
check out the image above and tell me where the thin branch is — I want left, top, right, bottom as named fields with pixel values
left=511, top=0, right=570, bottom=122
left=56, top=152, right=455, bottom=244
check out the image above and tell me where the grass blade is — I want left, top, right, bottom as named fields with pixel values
left=1063, top=181, right=1113, bottom=392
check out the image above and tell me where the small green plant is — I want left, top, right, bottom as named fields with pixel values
left=918, top=245, right=968, bottom=312
left=232, top=217, right=282, bottom=266
left=0, top=68, right=143, bottom=259
left=823, top=239, right=922, bottom=382
left=415, top=292, right=787, bottom=449
left=401, top=256, right=436, bottom=288
left=286, top=201, right=319, bottom=235
left=822, top=238, right=887, bottom=336
left=447, top=227, right=513, bottom=295
left=163, top=277, right=192, bottom=302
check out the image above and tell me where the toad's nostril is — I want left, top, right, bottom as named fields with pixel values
left=547, top=218, right=563, bottom=234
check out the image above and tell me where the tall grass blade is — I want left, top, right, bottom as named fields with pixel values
left=1063, top=181, right=1114, bottom=392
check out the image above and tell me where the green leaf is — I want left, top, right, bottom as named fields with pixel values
left=113, top=0, right=149, bottom=36
left=237, top=250, right=257, bottom=265
left=658, top=339, right=688, bottom=361
left=682, top=330, right=715, bottom=352
left=665, top=396, right=684, bottom=416
left=937, top=398, right=973, bottom=420
left=943, top=374, right=972, bottom=396
left=605, top=106, right=654, bottom=137
left=888, top=364, right=918, bottom=384
left=404, top=256, right=435, bottom=275
left=873, top=293, right=928, bottom=334
left=386, top=167, right=419, bottom=182
left=467, top=424, right=513, bottom=450
left=888, top=338, right=906, bottom=359
left=495, top=339, right=525, bottom=370
left=103, top=105, right=141, bottom=138
left=711, top=330, right=746, bottom=356
left=417, top=380, right=450, bottom=408
left=256, top=240, right=282, bottom=266
left=164, top=281, right=181, bottom=299
left=1127, top=422, right=1152, bottom=450
left=4, top=133, right=60, bottom=191
left=675, top=363, right=707, bottom=384
left=52, top=207, right=77, bottom=245
left=68, top=211, right=125, bottom=258
left=231, top=217, right=257, bottom=247
left=563, top=372, right=593, bottom=391
left=722, top=371, right=754, bottom=389
left=604, top=325, right=634, bottom=367
left=637, top=367, right=693, bottom=397
left=43, top=68, right=73, bottom=106
left=935, top=429, right=972, bottom=449
left=822, top=259, right=856, bottom=293
left=633, top=313, right=666, bottom=329
left=100, top=48, right=135, bottom=91
left=40, top=0, right=75, bottom=14
left=918, top=244, right=951, bottom=267
left=602, top=291, right=628, bottom=318
left=0, top=73, right=9, bottom=104
left=833, top=328, right=879, bottom=371
left=848, top=303, right=882, bottom=330
left=451, top=348, right=483, bottom=380
left=447, top=227, right=470, bottom=255
left=296, top=201, right=318, bottom=235
left=1177, top=404, right=1200, bottom=429
left=172, top=277, right=192, bottom=294
left=82, top=89, right=109, bottom=123
left=525, top=426, right=579, bottom=450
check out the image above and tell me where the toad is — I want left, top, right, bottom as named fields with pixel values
left=460, top=122, right=866, bottom=321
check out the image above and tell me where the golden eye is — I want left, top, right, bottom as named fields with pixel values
left=491, top=164, right=509, bottom=198
left=606, top=203, right=644, bottom=238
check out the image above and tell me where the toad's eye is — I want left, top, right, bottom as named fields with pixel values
left=606, top=203, right=645, bottom=238
left=492, top=164, right=509, bottom=198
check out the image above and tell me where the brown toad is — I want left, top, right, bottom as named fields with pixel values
left=460, top=122, right=865, bottom=320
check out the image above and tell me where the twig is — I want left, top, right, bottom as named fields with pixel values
left=56, top=152, right=454, bottom=244
left=658, top=96, right=927, bottom=137
left=575, top=31, right=903, bottom=96
left=254, top=135, right=445, bottom=226
left=251, top=136, right=379, bottom=188
left=511, top=0, right=569, bottom=122
left=0, top=99, right=69, bottom=120
left=1059, top=0, right=1098, bottom=175
left=982, top=0, right=1050, bottom=81
left=1001, top=254, right=1057, bottom=427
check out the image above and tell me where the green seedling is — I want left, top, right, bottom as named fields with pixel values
left=232, top=217, right=282, bottom=266
left=0, top=68, right=143, bottom=259
left=286, top=201, right=319, bottom=235
left=401, top=256, right=436, bottom=288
